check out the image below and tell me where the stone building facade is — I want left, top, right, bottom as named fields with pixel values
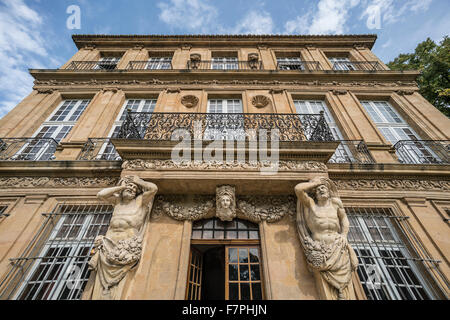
left=0, top=34, right=448, bottom=300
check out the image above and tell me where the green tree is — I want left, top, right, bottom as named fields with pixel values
left=387, top=36, right=450, bottom=117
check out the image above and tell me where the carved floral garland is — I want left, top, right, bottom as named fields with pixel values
left=0, top=177, right=119, bottom=188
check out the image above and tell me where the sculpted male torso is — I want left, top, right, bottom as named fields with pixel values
left=97, top=176, right=158, bottom=241
left=295, top=179, right=349, bottom=244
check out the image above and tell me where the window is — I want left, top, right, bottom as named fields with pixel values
left=346, top=207, right=437, bottom=300
left=187, top=218, right=263, bottom=301
left=1, top=204, right=113, bottom=300
left=205, top=99, right=244, bottom=140
left=294, top=100, right=353, bottom=162
left=97, top=99, right=157, bottom=159
left=277, top=57, right=304, bottom=70
left=211, top=57, right=238, bottom=70
left=147, top=57, right=172, bottom=70
left=329, top=57, right=356, bottom=71
left=361, top=101, right=436, bottom=163
left=95, top=57, right=120, bottom=70
left=14, top=100, right=90, bottom=161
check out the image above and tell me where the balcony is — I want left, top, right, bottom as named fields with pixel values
left=65, top=61, right=118, bottom=70
left=276, top=61, right=322, bottom=71
left=331, top=61, right=383, bottom=71
left=78, top=138, right=121, bottom=161
left=127, top=61, right=173, bottom=70
left=116, top=112, right=334, bottom=142
left=0, top=138, right=58, bottom=161
left=328, top=140, right=375, bottom=164
left=187, top=60, right=263, bottom=71
left=394, top=140, right=449, bottom=164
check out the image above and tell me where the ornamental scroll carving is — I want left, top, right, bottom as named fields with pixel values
left=334, top=179, right=450, bottom=191
left=122, top=159, right=328, bottom=172
left=151, top=194, right=296, bottom=223
left=0, top=177, right=119, bottom=188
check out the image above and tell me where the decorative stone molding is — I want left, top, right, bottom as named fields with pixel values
left=181, top=44, right=192, bottom=50
left=396, top=90, right=415, bottom=95
left=83, top=45, right=96, bottom=50
left=216, top=185, right=236, bottom=221
left=36, top=89, right=55, bottom=94
left=251, top=95, right=270, bottom=108
left=34, top=79, right=418, bottom=88
left=122, top=159, right=328, bottom=172
left=269, top=89, right=284, bottom=94
left=332, top=89, right=348, bottom=95
left=166, top=87, right=181, bottom=93
left=237, top=195, right=296, bottom=223
left=181, top=95, right=199, bottom=108
left=102, top=87, right=118, bottom=93
left=334, top=179, right=450, bottom=191
left=151, top=194, right=296, bottom=223
left=189, top=53, right=201, bottom=69
left=152, top=195, right=215, bottom=221
left=0, top=177, right=119, bottom=189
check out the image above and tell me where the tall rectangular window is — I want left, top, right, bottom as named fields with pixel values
left=2, top=204, right=113, bottom=300
left=205, top=99, right=244, bottom=140
left=346, top=207, right=437, bottom=300
left=147, top=57, right=172, bottom=70
left=14, top=100, right=90, bottom=161
left=95, top=57, right=120, bottom=70
left=211, top=57, right=238, bottom=70
left=277, top=57, right=304, bottom=70
left=329, top=57, right=356, bottom=71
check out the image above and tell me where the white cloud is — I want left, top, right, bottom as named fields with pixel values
left=361, top=0, right=433, bottom=25
left=285, top=0, right=360, bottom=35
left=157, top=0, right=218, bottom=33
left=228, top=11, right=274, bottom=34
left=0, top=0, right=49, bottom=118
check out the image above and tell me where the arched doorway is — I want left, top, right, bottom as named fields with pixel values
left=186, top=218, right=264, bottom=300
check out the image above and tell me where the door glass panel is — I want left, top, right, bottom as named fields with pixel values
left=229, top=264, right=238, bottom=281
left=229, top=283, right=239, bottom=300
left=241, top=283, right=250, bottom=300
left=240, top=265, right=249, bottom=281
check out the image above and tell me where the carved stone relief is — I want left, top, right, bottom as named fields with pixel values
left=216, top=185, right=236, bottom=221
left=334, top=179, right=450, bottom=191
left=0, top=177, right=119, bottom=189
left=251, top=95, right=270, bottom=108
left=122, top=159, right=328, bottom=172
left=181, top=95, right=199, bottom=108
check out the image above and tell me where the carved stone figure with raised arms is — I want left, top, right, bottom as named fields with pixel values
left=295, top=177, right=358, bottom=300
left=88, top=175, right=158, bottom=300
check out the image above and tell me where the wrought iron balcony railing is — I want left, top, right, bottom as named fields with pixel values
left=187, top=60, right=263, bottom=70
left=394, top=140, right=449, bottom=164
left=332, top=61, right=383, bottom=71
left=127, top=61, right=173, bottom=70
left=276, top=61, right=322, bottom=71
left=328, top=140, right=375, bottom=164
left=78, top=138, right=121, bottom=161
left=66, top=61, right=118, bottom=70
left=0, top=138, right=58, bottom=161
left=117, top=112, right=335, bottom=142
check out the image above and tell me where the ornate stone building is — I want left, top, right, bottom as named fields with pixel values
left=0, top=34, right=448, bottom=300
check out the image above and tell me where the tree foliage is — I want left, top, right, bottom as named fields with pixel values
left=387, top=36, right=450, bottom=117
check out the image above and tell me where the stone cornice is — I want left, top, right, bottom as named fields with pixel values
left=72, top=34, right=378, bottom=49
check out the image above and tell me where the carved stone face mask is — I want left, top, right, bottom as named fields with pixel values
left=220, top=196, right=232, bottom=209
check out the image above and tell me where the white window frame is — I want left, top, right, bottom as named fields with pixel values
left=205, top=99, right=244, bottom=140
left=361, top=101, right=437, bottom=163
left=94, top=57, right=120, bottom=70
left=277, top=57, right=304, bottom=70
left=329, top=57, right=356, bottom=71
left=211, top=57, right=239, bottom=70
left=294, top=100, right=355, bottom=162
left=146, top=57, right=172, bottom=70
left=348, top=212, right=435, bottom=300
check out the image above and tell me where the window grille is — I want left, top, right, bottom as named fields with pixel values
left=277, top=57, right=304, bottom=70
left=205, top=99, right=245, bottom=140
left=0, top=204, right=112, bottom=300
left=95, top=57, right=120, bottom=70
left=346, top=207, right=445, bottom=300
left=192, top=218, right=259, bottom=240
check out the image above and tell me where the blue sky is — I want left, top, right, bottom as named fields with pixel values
left=0, top=0, right=449, bottom=118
